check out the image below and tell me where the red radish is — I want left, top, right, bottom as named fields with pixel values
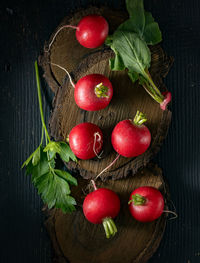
left=50, top=63, right=113, bottom=111
left=83, top=180, right=120, bottom=238
left=69, top=122, right=103, bottom=160
left=75, top=74, right=113, bottom=111
left=128, top=186, right=164, bottom=222
left=160, top=91, right=172, bottom=111
left=47, top=15, right=109, bottom=51
left=76, top=15, right=109, bottom=48
left=111, top=111, right=151, bottom=158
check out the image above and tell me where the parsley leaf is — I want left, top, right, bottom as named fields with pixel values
left=59, top=142, right=77, bottom=163
left=22, top=61, right=78, bottom=214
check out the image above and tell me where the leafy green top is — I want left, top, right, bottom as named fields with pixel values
left=22, top=61, right=77, bottom=213
left=106, top=0, right=165, bottom=105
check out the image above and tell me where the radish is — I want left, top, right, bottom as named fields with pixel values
left=128, top=186, right=164, bottom=222
left=75, top=74, right=113, bottom=111
left=69, top=122, right=103, bottom=160
left=111, top=111, right=151, bottom=158
left=47, top=14, right=109, bottom=51
left=50, top=63, right=113, bottom=111
left=95, top=111, right=151, bottom=180
left=83, top=180, right=120, bottom=238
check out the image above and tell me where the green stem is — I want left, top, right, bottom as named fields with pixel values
left=34, top=60, right=51, bottom=142
left=40, top=126, right=44, bottom=145
left=128, top=194, right=146, bottom=206
left=133, top=111, right=147, bottom=126
left=94, top=83, right=109, bottom=98
left=102, top=218, right=117, bottom=239
left=140, top=70, right=164, bottom=104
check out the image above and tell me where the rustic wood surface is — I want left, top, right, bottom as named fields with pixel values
left=40, top=8, right=173, bottom=180
left=2, top=0, right=200, bottom=263
left=45, top=163, right=169, bottom=263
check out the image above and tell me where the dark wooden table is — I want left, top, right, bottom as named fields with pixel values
left=1, top=0, right=200, bottom=262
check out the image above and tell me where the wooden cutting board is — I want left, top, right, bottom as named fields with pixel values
left=39, top=6, right=173, bottom=263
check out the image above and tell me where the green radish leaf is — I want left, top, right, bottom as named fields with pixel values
left=143, top=11, right=162, bottom=45
left=126, top=0, right=145, bottom=34
left=118, top=1, right=161, bottom=45
left=128, top=72, right=139, bottom=83
left=109, top=53, right=125, bottom=71
left=59, top=142, right=77, bottom=162
left=112, top=30, right=151, bottom=75
left=54, top=169, right=78, bottom=186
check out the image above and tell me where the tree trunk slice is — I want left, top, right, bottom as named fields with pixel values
left=40, top=7, right=173, bottom=180
left=45, top=163, right=170, bottom=263
left=40, top=7, right=128, bottom=93
left=48, top=47, right=172, bottom=180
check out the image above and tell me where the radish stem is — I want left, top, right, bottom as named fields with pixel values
left=128, top=194, right=146, bottom=206
left=102, top=218, right=117, bottom=238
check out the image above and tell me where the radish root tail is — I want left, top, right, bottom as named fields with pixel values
left=93, top=132, right=103, bottom=159
left=95, top=154, right=120, bottom=181
left=45, top=25, right=78, bottom=52
left=50, top=62, right=76, bottom=89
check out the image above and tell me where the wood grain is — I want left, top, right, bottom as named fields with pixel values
left=45, top=163, right=169, bottom=263
left=40, top=7, right=173, bottom=180
left=47, top=47, right=172, bottom=180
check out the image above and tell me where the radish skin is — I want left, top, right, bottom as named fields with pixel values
left=83, top=182, right=120, bottom=238
left=69, top=122, right=103, bottom=160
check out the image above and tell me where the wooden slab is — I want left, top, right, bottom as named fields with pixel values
left=45, top=163, right=169, bottom=263
left=40, top=7, right=173, bottom=180
left=48, top=47, right=172, bottom=180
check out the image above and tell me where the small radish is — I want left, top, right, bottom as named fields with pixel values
left=47, top=14, right=109, bottom=50
left=75, top=74, right=113, bottom=111
left=95, top=111, right=151, bottom=180
left=83, top=180, right=120, bottom=238
left=128, top=186, right=164, bottom=222
left=69, top=122, right=103, bottom=160
left=111, top=111, right=151, bottom=158
left=50, top=63, right=113, bottom=111
left=76, top=15, right=109, bottom=48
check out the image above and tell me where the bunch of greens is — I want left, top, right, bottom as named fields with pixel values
left=22, top=61, right=78, bottom=213
left=106, top=0, right=170, bottom=108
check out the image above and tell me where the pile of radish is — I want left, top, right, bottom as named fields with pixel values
left=45, top=11, right=175, bottom=239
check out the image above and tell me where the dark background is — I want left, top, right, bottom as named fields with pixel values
left=1, top=0, right=200, bottom=262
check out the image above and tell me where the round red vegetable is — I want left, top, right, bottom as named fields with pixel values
left=111, top=111, right=151, bottom=158
left=75, top=74, right=113, bottom=111
left=48, top=15, right=109, bottom=51
left=83, top=181, right=120, bottom=238
left=76, top=15, right=109, bottom=48
left=128, top=186, right=164, bottom=222
left=69, top=122, right=103, bottom=160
